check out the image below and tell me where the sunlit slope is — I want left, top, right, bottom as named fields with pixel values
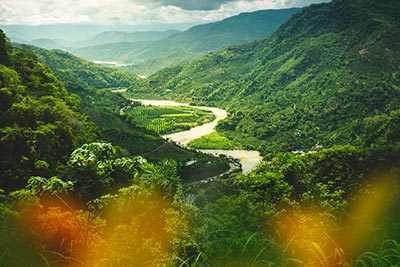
left=31, top=46, right=142, bottom=93
left=135, top=0, right=400, bottom=154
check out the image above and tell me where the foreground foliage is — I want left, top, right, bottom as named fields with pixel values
left=192, top=145, right=400, bottom=266
left=1, top=143, right=399, bottom=267
left=0, top=148, right=192, bottom=267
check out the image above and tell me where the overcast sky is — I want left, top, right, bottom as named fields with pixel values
left=0, top=0, right=330, bottom=26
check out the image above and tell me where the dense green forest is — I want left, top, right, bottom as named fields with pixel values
left=30, top=47, right=142, bottom=93
left=29, top=46, right=229, bottom=178
left=0, top=32, right=99, bottom=191
left=131, top=0, right=400, bottom=157
left=1, top=0, right=400, bottom=266
left=0, top=31, right=230, bottom=191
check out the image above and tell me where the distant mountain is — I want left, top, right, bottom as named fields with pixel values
left=75, top=30, right=180, bottom=47
left=119, top=50, right=200, bottom=77
left=7, top=34, right=28, bottom=44
left=71, top=41, right=151, bottom=63
left=8, top=29, right=180, bottom=51
left=151, top=8, right=301, bottom=53
left=0, top=23, right=194, bottom=42
left=73, top=8, right=301, bottom=75
left=30, top=38, right=66, bottom=50
left=130, top=0, right=400, bottom=155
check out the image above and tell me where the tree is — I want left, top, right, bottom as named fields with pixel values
left=67, top=142, right=145, bottom=199
left=0, top=29, right=10, bottom=66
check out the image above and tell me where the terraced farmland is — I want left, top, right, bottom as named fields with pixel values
left=125, top=104, right=216, bottom=134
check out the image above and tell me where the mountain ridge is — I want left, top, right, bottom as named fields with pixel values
left=129, top=0, right=400, bottom=155
left=73, top=29, right=181, bottom=47
left=73, top=8, right=301, bottom=74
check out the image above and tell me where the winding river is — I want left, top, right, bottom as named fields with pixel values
left=132, top=99, right=262, bottom=174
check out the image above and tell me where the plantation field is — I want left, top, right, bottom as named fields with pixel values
left=125, top=105, right=216, bottom=134
left=188, top=131, right=239, bottom=150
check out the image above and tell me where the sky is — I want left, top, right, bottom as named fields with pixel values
left=0, top=0, right=330, bottom=26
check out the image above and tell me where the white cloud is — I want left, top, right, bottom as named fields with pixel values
left=0, top=0, right=330, bottom=25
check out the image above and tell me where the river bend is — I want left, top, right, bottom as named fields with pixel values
left=131, top=99, right=262, bottom=174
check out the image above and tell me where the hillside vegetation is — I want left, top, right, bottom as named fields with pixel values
left=29, top=45, right=230, bottom=178
left=0, top=31, right=99, bottom=190
left=1, top=0, right=400, bottom=265
left=132, top=0, right=400, bottom=156
left=74, top=8, right=300, bottom=75
left=0, top=30, right=211, bottom=267
left=31, top=47, right=141, bottom=93
left=126, top=1, right=400, bottom=265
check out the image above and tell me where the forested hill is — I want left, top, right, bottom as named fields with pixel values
left=0, top=31, right=231, bottom=193
left=27, top=45, right=204, bottom=164
left=26, top=45, right=160, bottom=158
left=134, top=0, right=400, bottom=155
left=0, top=30, right=99, bottom=190
left=30, top=46, right=141, bottom=94
left=144, top=8, right=301, bottom=54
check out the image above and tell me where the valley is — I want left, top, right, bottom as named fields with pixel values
left=131, top=99, right=262, bottom=173
left=1, top=0, right=400, bottom=266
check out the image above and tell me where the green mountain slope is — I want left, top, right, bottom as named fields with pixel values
left=0, top=30, right=99, bottom=190
left=28, top=45, right=185, bottom=156
left=30, top=47, right=142, bottom=93
left=73, top=8, right=300, bottom=75
left=144, top=8, right=301, bottom=54
left=29, top=44, right=230, bottom=180
left=130, top=0, right=400, bottom=155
